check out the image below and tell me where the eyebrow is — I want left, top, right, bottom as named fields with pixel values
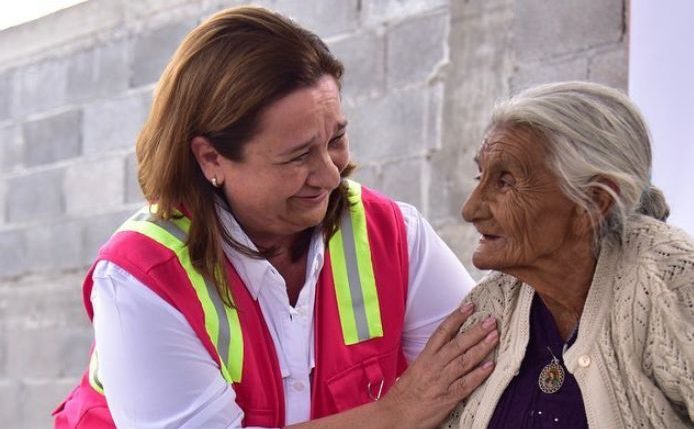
left=279, top=120, right=349, bottom=157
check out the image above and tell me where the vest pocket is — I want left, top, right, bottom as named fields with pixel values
left=242, top=408, right=277, bottom=428
left=325, top=349, right=401, bottom=411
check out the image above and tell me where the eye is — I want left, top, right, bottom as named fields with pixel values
left=498, top=172, right=516, bottom=189
left=291, top=150, right=311, bottom=163
left=329, top=133, right=346, bottom=148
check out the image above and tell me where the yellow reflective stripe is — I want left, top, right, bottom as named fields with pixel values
left=329, top=180, right=383, bottom=345
left=117, top=210, right=243, bottom=383
left=328, top=227, right=360, bottom=345
left=350, top=191, right=383, bottom=339
left=88, top=350, right=104, bottom=395
left=227, top=308, right=243, bottom=382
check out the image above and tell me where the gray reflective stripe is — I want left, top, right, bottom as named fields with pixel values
left=132, top=212, right=188, bottom=243
left=131, top=211, right=232, bottom=368
left=204, top=276, right=231, bottom=364
left=339, top=209, right=371, bottom=342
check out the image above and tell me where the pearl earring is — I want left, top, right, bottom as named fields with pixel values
left=211, top=177, right=218, bottom=187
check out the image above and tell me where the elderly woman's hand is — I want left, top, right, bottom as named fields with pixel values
left=382, top=303, right=498, bottom=429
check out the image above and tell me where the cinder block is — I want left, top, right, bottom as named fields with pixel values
left=0, top=71, right=12, bottom=121
left=426, top=82, right=444, bottom=151
left=130, top=21, right=195, bottom=88
left=344, top=87, right=428, bottom=162
left=1, top=272, right=89, bottom=329
left=329, top=31, right=385, bottom=99
left=0, top=380, right=21, bottom=428
left=511, top=57, right=588, bottom=94
left=0, top=123, right=22, bottom=173
left=7, top=325, right=91, bottom=379
left=0, top=230, right=26, bottom=279
left=387, top=12, right=448, bottom=88
left=427, top=146, right=477, bottom=223
left=514, top=0, right=624, bottom=62
left=434, top=7, right=515, bottom=222
left=24, top=220, right=84, bottom=273
left=381, top=157, right=425, bottom=210
left=351, top=164, right=382, bottom=190
left=128, top=0, right=197, bottom=18
left=274, top=0, right=359, bottom=38
left=0, top=180, right=6, bottom=224
left=82, top=92, right=150, bottom=153
left=451, top=0, right=513, bottom=20
left=64, top=157, right=124, bottom=214
left=442, top=6, right=513, bottom=151
left=83, top=209, right=132, bottom=264
left=125, top=151, right=144, bottom=203
left=22, top=378, right=83, bottom=429
left=362, top=0, right=448, bottom=25
left=22, top=109, right=82, bottom=167
left=589, top=48, right=628, bottom=91
left=7, top=169, right=64, bottom=223
left=0, top=324, right=6, bottom=376
left=14, top=58, right=68, bottom=116
left=67, top=39, right=129, bottom=102
left=434, top=220, right=485, bottom=280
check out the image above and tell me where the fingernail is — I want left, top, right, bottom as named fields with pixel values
left=482, top=316, right=496, bottom=329
left=460, top=302, right=474, bottom=313
left=485, top=330, right=498, bottom=344
left=482, top=361, right=494, bottom=369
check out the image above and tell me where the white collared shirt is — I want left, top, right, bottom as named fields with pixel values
left=91, top=202, right=474, bottom=428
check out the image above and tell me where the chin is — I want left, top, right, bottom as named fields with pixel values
left=471, top=252, right=501, bottom=271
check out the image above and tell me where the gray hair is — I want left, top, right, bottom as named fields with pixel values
left=488, top=81, right=669, bottom=247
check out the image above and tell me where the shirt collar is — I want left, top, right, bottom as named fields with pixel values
left=214, top=199, right=326, bottom=300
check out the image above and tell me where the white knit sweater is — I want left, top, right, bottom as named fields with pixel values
left=443, top=215, right=694, bottom=429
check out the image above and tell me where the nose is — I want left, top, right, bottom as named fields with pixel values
left=308, top=148, right=341, bottom=190
left=461, top=183, right=487, bottom=223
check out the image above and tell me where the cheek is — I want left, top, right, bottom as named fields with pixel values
left=498, top=193, right=542, bottom=256
left=332, top=141, right=350, bottom=172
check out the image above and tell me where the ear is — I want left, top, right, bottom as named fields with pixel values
left=573, top=178, right=619, bottom=237
left=589, top=178, right=619, bottom=219
left=190, top=136, right=224, bottom=186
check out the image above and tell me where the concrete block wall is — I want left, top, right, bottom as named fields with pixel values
left=0, top=0, right=628, bottom=427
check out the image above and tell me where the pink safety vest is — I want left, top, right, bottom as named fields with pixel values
left=53, top=182, right=409, bottom=428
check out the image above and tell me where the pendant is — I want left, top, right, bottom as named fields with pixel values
left=538, top=357, right=565, bottom=394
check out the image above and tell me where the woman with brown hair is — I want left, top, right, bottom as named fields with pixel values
left=53, top=6, right=498, bottom=429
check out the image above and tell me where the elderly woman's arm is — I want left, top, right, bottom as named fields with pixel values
left=647, top=276, right=694, bottom=421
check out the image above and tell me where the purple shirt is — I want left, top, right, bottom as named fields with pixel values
left=487, top=295, right=588, bottom=429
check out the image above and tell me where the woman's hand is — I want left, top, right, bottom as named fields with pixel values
left=287, top=303, right=497, bottom=429
left=381, top=302, right=498, bottom=429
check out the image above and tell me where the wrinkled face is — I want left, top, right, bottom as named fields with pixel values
left=220, top=75, right=349, bottom=242
left=462, top=126, right=582, bottom=273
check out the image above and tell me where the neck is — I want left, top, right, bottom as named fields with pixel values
left=509, top=241, right=597, bottom=341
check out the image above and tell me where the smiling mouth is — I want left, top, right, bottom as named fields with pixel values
left=295, top=193, right=328, bottom=203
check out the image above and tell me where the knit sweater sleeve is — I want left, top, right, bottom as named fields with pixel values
left=438, top=272, right=520, bottom=429
left=645, top=255, right=694, bottom=421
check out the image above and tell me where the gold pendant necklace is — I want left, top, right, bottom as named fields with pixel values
left=538, top=346, right=565, bottom=394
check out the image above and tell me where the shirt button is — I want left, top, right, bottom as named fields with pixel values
left=578, top=355, right=591, bottom=367
left=292, top=381, right=305, bottom=391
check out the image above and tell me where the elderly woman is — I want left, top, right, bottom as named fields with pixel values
left=443, top=81, right=694, bottom=429
left=53, top=6, right=498, bottom=429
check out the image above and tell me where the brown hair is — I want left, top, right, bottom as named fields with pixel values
left=136, top=6, right=350, bottom=306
